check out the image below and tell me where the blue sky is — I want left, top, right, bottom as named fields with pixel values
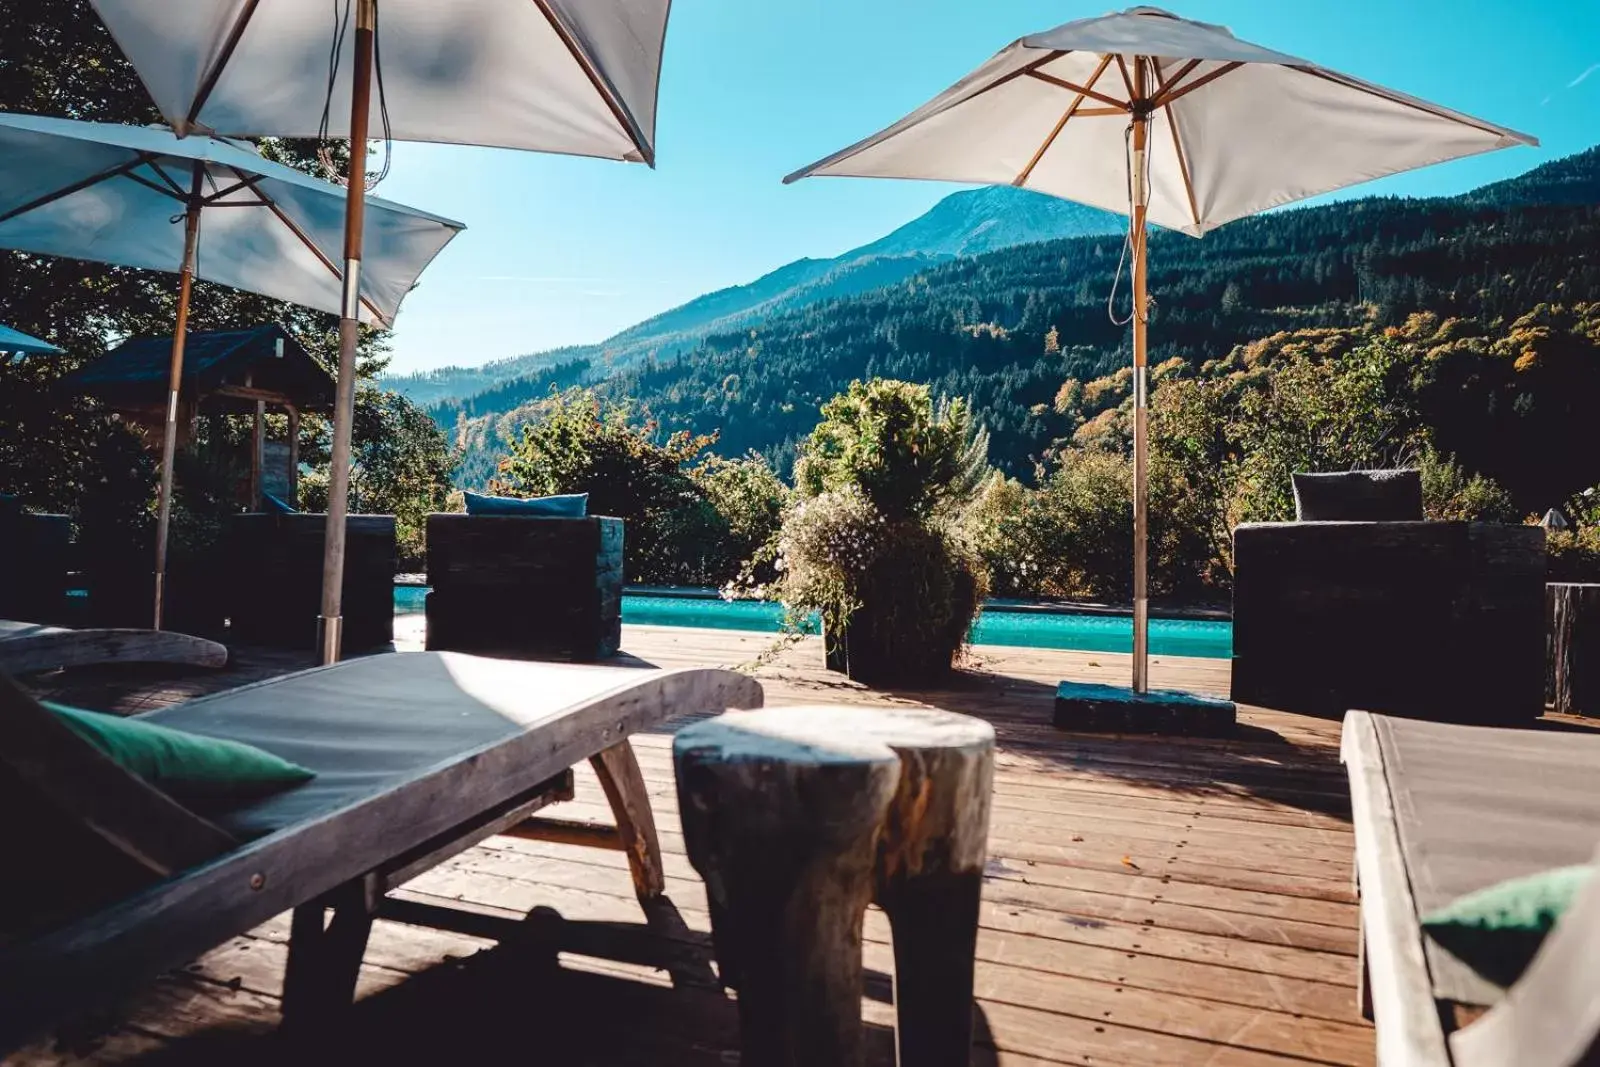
left=374, top=0, right=1599, bottom=374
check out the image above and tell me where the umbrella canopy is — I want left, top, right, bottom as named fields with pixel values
left=0, top=323, right=62, bottom=356
left=0, top=112, right=463, bottom=327
left=90, top=0, right=668, bottom=163
left=89, top=0, right=672, bottom=663
left=786, top=5, right=1536, bottom=693
left=787, top=6, right=1535, bottom=235
left=0, top=111, right=463, bottom=631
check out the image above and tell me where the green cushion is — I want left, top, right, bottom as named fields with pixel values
left=1421, top=865, right=1593, bottom=986
left=46, top=702, right=315, bottom=801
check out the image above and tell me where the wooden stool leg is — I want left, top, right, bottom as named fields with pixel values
left=882, top=874, right=985, bottom=1066
left=675, top=715, right=900, bottom=1067
left=591, top=740, right=665, bottom=899
left=867, top=711, right=996, bottom=1067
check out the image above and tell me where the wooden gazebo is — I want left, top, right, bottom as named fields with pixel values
left=64, top=324, right=334, bottom=508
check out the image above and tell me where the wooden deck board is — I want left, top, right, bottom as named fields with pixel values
left=7, top=623, right=1380, bottom=1066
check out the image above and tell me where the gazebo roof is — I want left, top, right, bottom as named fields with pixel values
left=64, top=324, right=334, bottom=413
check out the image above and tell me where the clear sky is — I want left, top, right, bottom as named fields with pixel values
left=373, top=0, right=1599, bottom=375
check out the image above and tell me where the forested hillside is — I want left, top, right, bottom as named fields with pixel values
left=613, top=148, right=1600, bottom=477
left=444, top=146, right=1600, bottom=486
left=393, top=185, right=1120, bottom=411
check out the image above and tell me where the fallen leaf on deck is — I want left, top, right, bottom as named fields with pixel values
left=1071, top=835, right=1085, bottom=842
left=1121, top=855, right=1140, bottom=870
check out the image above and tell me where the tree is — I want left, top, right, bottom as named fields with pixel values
left=491, top=388, right=729, bottom=584
left=299, top=388, right=458, bottom=568
left=693, top=452, right=789, bottom=585
left=0, top=0, right=401, bottom=527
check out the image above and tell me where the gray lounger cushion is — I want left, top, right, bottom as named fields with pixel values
left=143, top=653, right=686, bottom=839
left=1293, top=469, right=1423, bottom=521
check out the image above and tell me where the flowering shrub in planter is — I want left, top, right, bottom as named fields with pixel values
left=756, top=379, right=990, bottom=685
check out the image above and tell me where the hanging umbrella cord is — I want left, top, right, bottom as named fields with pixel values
left=1106, top=117, right=1156, bottom=330
left=370, top=1, right=394, bottom=188
left=1106, top=123, right=1136, bottom=328
left=314, top=0, right=395, bottom=190
left=316, top=0, right=352, bottom=155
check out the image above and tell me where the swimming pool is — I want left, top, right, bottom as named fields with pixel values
left=394, top=586, right=1232, bottom=659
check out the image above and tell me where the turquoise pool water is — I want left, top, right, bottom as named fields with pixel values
left=395, top=586, right=1232, bottom=659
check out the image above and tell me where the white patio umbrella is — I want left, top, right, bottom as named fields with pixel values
left=91, top=0, right=671, bottom=663
left=785, top=4, right=1536, bottom=693
left=0, top=323, right=63, bottom=357
left=0, top=111, right=463, bottom=629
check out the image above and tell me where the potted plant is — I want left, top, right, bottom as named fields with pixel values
left=766, top=379, right=989, bottom=686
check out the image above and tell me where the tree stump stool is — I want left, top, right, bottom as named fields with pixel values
left=674, top=705, right=996, bottom=1067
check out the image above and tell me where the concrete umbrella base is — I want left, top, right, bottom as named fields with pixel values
left=1053, top=680, right=1236, bottom=736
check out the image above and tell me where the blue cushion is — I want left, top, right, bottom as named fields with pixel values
left=463, top=490, right=588, bottom=518
left=261, top=492, right=297, bottom=514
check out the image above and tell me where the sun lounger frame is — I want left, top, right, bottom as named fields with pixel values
left=0, top=620, right=228, bottom=675
left=0, top=657, right=761, bottom=1047
left=1343, top=709, right=1600, bottom=1066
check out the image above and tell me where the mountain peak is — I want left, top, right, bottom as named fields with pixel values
left=854, top=185, right=1124, bottom=259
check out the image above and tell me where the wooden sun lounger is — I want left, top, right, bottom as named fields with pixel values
left=0, top=651, right=762, bottom=1049
left=0, top=619, right=229, bottom=675
left=1342, top=711, right=1600, bottom=1066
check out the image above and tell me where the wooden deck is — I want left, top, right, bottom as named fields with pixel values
left=11, top=621, right=1377, bottom=1066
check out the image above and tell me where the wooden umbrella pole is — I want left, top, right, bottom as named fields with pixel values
left=1130, top=57, right=1151, bottom=694
left=317, top=0, right=375, bottom=665
left=152, top=163, right=205, bottom=630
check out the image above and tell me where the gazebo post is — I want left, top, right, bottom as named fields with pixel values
left=286, top=405, right=301, bottom=509
left=250, top=397, right=265, bottom=510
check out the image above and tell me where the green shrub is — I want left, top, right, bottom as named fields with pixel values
left=1418, top=447, right=1518, bottom=522
left=491, top=388, right=721, bottom=584
left=298, top=387, right=457, bottom=569
left=794, top=379, right=988, bottom=521
left=1547, top=527, right=1600, bottom=582
left=695, top=453, right=789, bottom=586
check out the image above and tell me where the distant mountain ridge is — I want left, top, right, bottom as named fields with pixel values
left=384, top=185, right=1123, bottom=407
left=433, top=143, right=1600, bottom=488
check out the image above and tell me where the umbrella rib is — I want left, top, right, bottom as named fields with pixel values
left=783, top=50, right=1070, bottom=183
left=0, top=154, right=157, bottom=225
left=1154, top=58, right=1203, bottom=98
left=1014, top=54, right=1115, bottom=188
left=1287, top=65, right=1513, bottom=138
left=260, top=197, right=386, bottom=325
left=186, top=0, right=263, bottom=130
left=1114, top=55, right=1136, bottom=101
left=119, top=170, right=189, bottom=203
left=202, top=173, right=268, bottom=205
left=1151, top=59, right=1202, bottom=229
left=530, top=0, right=655, bottom=166
left=142, top=158, right=191, bottom=199
left=1026, top=69, right=1129, bottom=110
left=1150, top=62, right=1242, bottom=108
